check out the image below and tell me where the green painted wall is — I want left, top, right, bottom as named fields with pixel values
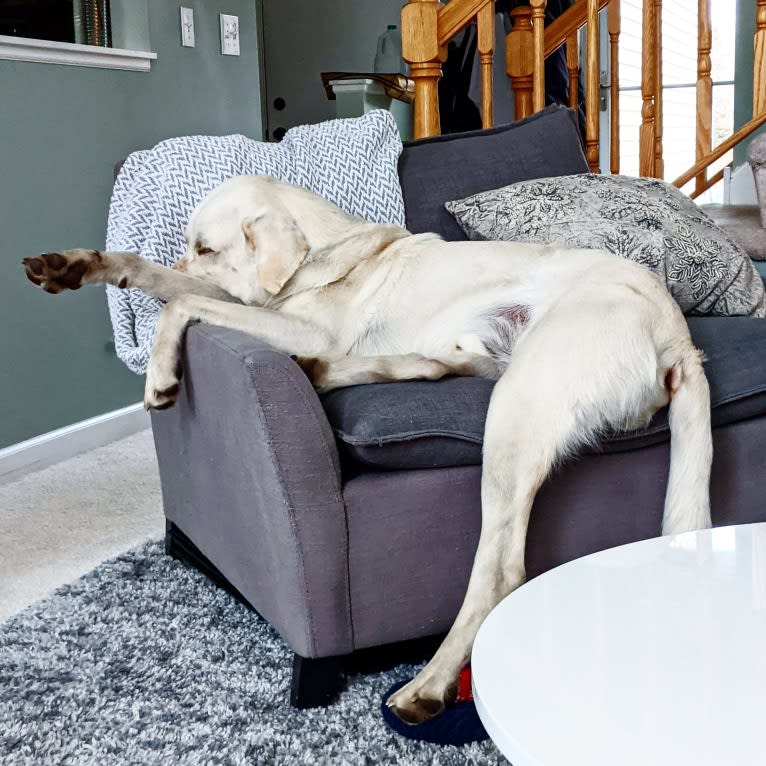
left=0, top=1, right=263, bottom=449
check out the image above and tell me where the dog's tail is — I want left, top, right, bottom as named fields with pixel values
left=661, top=345, right=712, bottom=535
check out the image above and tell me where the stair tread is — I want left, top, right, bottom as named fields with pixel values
left=700, top=204, right=766, bottom=261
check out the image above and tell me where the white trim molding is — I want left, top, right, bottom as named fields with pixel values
left=0, top=403, right=150, bottom=484
left=0, top=35, right=157, bottom=72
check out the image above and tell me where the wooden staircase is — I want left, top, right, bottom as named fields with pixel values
left=401, top=0, right=766, bottom=196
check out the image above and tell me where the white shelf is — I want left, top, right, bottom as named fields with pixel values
left=0, top=35, right=157, bottom=72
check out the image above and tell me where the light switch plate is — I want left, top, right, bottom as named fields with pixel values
left=180, top=7, right=195, bottom=47
left=220, top=13, right=240, bottom=56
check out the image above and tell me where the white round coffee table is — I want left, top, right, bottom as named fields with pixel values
left=472, top=523, right=766, bottom=766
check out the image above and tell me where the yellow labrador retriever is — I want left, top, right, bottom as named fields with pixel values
left=23, top=175, right=712, bottom=725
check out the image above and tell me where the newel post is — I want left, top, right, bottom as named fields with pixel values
left=507, top=6, right=534, bottom=120
left=401, top=0, right=444, bottom=139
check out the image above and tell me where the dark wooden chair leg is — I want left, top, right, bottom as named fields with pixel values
left=291, top=653, right=347, bottom=709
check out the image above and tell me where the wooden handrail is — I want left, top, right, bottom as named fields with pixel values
left=673, top=111, right=766, bottom=189
left=544, top=0, right=610, bottom=57
left=438, top=0, right=493, bottom=46
left=689, top=168, right=724, bottom=200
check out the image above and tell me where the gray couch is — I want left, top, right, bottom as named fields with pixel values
left=151, top=106, right=766, bottom=707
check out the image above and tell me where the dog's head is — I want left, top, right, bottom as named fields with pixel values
left=175, top=176, right=310, bottom=304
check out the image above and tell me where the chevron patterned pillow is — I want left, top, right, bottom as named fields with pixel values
left=105, top=110, right=405, bottom=374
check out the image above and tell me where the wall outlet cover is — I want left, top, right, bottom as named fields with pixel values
left=220, top=14, right=240, bottom=56
left=180, top=7, right=195, bottom=48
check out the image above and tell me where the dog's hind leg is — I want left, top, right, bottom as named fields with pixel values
left=385, top=356, right=586, bottom=724
left=295, top=351, right=502, bottom=392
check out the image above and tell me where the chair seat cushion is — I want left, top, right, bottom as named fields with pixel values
left=320, top=317, right=766, bottom=470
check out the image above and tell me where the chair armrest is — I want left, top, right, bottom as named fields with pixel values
left=151, top=324, right=353, bottom=658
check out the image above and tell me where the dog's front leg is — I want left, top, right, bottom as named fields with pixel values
left=145, top=295, right=332, bottom=409
left=23, top=249, right=236, bottom=303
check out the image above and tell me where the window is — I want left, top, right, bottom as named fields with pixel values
left=618, top=0, right=735, bottom=188
left=0, top=0, right=112, bottom=47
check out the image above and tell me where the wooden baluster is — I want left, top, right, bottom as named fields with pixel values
left=639, top=0, right=656, bottom=176
left=609, top=0, right=621, bottom=174
left=507, top=7, right=534, bottom=120
left=530, top=0, right=547, bottom=113
left=696, top=0, right=712, bottom=196
left=585, top=0, right=600, bottom=171
left=755, top=0, right=766, bottom=116
left=401, top=0, right=444, bottom=139
left=477, top=1, right=495, bottom=129
left=654, top=0, right=664, bottom=178
left=566, top=31, right=579, bottom=111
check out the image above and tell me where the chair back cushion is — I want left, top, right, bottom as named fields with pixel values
left=397, top=104, right=588, bottom=240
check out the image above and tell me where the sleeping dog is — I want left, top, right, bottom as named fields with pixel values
left=23, top=175, right=712, bottom=724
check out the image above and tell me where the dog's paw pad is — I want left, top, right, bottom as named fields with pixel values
left=22, top=250, right=101, bottom=293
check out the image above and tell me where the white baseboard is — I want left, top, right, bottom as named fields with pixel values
left=0, top=403, right=150, bottom=483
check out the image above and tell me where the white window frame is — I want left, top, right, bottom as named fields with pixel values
left=0, top=35, right=156, bottom=72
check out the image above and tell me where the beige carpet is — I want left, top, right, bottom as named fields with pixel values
left=0, top=428, right=164, bottom=623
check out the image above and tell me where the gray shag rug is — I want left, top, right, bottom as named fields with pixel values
left=0, top=541, right=505, bottom=765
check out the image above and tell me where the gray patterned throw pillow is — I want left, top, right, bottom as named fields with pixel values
left=445, top=174, right=766, bottom=317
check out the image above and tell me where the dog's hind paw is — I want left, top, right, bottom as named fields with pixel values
left=292, top=356, right=328, bottom=388
left=23, top=249, right=102, bottom=293
left=385, top=676, right=457, bottom=726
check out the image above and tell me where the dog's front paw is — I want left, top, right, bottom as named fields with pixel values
left=385, top=674, right=457, bottom=726
left=144, top=359, right=182, bottom=411
left=22, top=249, right=102, bottom=293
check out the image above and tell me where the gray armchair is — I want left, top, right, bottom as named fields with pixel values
left=151, top=106, right=766, bottom=707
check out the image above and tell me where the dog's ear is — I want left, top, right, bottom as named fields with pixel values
left=242, top=208, right=309, bottom=295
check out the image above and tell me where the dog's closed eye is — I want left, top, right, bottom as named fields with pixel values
left=194, top=238, right=216, bottom=256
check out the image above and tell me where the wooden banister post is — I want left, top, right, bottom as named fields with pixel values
left=585, top=0, right=600, bottom=171
left=530, top=0, right=547, bottom=113
left=566, top=31, right=579, bottom=111
left=755, top=0, right=766, bottom=116
left=696, top=0, right=712, bottom=196
left=477, top=1, right=495, bottom=129
left=609, top=0, right=621, bottom=174
left=401, top=0, right=444, bottom=139
left=507, top=7, right=534, bottom=120
left=654, top=0, right=664, bottom=178
left=639, top=0, right=656, bottom=176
